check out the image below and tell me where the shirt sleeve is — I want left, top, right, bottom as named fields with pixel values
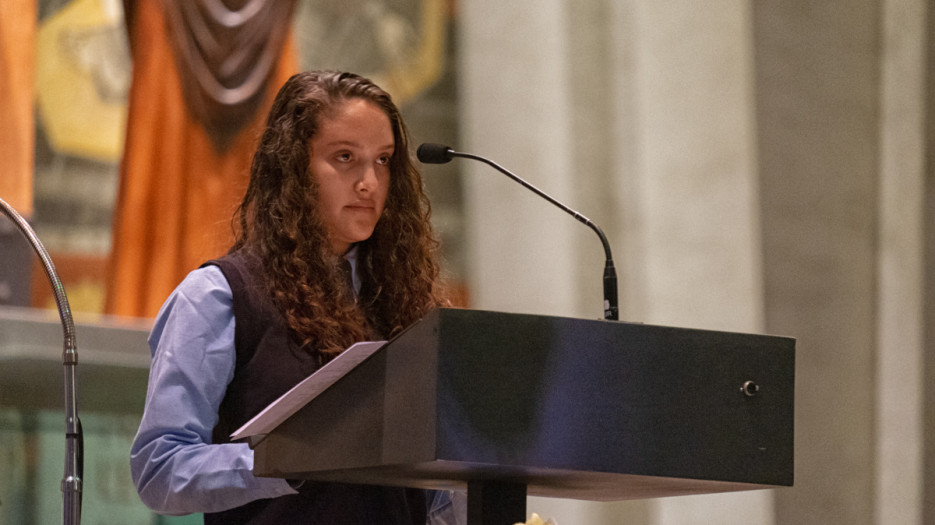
left=129, top=265, right=296, bottom=515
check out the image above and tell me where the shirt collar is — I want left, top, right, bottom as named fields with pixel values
left=343, top=244, right=361, bottom=294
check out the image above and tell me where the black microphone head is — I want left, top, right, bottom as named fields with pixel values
left=417, top=143, right=454, bottom=164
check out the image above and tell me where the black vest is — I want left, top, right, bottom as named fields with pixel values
left=202, top=251, right=425, bottom=525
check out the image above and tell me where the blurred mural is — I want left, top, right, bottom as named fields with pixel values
left=104, top=0, right=299, bottom=318
left=14, top=0, right=462, bottom=318
left=1, top=0, right=460, bottom=523
left=32, top=0, right=130, bottom=314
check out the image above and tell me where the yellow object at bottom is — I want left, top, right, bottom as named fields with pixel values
left=514, top=512, right=558, bottom=525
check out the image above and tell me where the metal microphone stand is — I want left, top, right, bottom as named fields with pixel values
left=0, top=197, right=82, bottom=525
left=445, top=148, right=620, bottom=321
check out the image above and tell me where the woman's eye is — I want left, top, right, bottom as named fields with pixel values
left=336, top=152, right=352, bottom=162
left=376, top=155, right=391, bottom=165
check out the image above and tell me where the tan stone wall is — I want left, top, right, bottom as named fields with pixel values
left=459, top=0, right=931, bottom=524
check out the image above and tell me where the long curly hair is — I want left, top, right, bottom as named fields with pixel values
left=231, top=71, right=445, bottom=359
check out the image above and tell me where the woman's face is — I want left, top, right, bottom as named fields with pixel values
left=309, top=98, right=393, bottom=255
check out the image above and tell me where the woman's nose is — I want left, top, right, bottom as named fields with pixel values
left=356, top=164, right=378, bottom=192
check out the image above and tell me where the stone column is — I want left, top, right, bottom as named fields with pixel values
left=613, top=1, right=770, bottom=524
left=875, top=0, right=927, bottom=523
left=458, top=0, right=580, bottom=320
left=458, top=1, right=607, bottom=522
left=459, top=0, right=771, bottom=523
left=753, top=1, right=883, bottom=524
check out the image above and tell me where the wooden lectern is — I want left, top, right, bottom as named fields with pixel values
left=250, top=308, right=795, bottom=525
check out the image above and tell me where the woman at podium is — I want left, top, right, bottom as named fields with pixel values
left=129, top=71, right=456, bottom=524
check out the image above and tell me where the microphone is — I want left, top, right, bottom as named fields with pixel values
left=0, top=197, right=83, bottom=524
left=415, top=142, right=454, bottom=164
left=417, top=143, right=619, bottom=321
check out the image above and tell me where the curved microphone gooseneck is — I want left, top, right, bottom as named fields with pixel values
left=0, top=197, right=82, bottom=524
left=417, top=143, right=619, bottom=321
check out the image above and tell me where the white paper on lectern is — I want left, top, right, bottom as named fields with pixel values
left=229, top=340, right=387, bottom=442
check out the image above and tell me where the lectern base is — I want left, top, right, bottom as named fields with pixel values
left=468, top=481, right=527, bottom=525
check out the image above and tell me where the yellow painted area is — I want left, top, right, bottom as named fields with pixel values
left=41, top=278, right=106, bottom=317
left=372, top=0, right=447, bottom=105
left=36, top=0, right=129, bottom=162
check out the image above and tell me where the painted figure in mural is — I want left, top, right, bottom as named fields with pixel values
left=129, top=70, right=463, bottom=524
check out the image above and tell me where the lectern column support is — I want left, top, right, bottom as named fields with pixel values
left=467, top=481, right=526, bottom=525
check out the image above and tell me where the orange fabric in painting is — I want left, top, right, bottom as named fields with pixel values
left=106, top=0, right=297, bottom=318
left=0, top=0, right=36, bottom=214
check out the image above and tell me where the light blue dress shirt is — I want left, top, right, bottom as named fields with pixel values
left=130, top=264, right=297, bottom=515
